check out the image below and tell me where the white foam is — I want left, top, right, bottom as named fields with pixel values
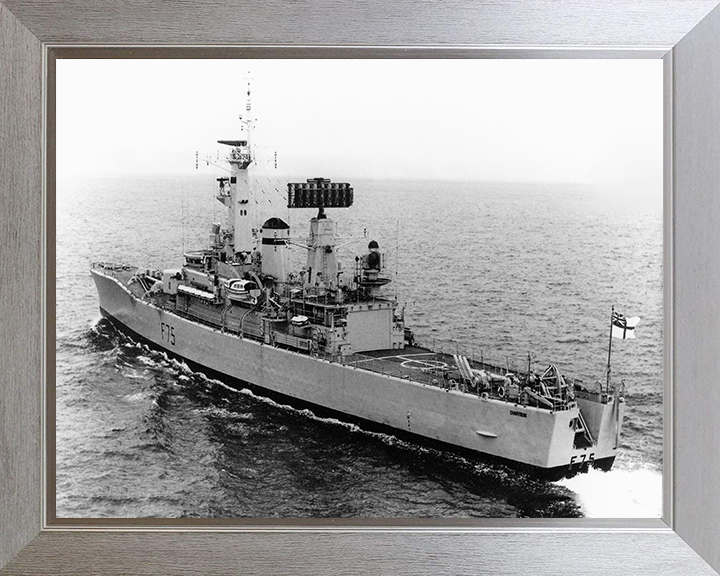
left=210, top=379, right=408, bottom=446
left=556, top=467, right=662, bottom=518
left=123, top=391, right=151, bottom=403
left=136, top=355, right=160, bottom=367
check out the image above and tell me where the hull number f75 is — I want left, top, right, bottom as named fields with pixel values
left=569, top=453, right=595, bottom=469
left=160, top=321, right=176, bottom=345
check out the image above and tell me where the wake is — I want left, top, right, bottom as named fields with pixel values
left=556, top=466, right=662, bottom=518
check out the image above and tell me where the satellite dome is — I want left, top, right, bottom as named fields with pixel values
left=368, top=240, right=379, bottom=250
left=262, top=217, right=290, bottom=230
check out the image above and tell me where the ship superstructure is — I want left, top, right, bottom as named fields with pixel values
left=90, top=89, right=626, bottom=477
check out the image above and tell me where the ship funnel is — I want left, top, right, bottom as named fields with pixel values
left=260, top=217, right=290, bottom=282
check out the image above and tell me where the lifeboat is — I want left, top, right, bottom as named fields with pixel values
left=225, top=279, right=261, bottom=304
left=290, top=315, right=310, bottom=327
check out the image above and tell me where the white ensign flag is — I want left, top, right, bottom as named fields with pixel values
left=611, top=311, right=640, bottom=340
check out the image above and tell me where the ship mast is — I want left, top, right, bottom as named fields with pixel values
left=216, top=78, right=255, bottom=261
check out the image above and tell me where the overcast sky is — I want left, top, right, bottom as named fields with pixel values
left=57, top=59, right=662, bottom=202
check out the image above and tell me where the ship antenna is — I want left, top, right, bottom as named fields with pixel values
left=242, top=74, right=253, bottom=149
left=394, top=220, right=399, bottom=301
left=181, top=180, right=186, bottom=254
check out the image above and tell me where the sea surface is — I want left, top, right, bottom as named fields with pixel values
left=56, top=174, right=663, bottom=518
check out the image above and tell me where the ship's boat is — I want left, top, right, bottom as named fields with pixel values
left=225, top=279, right=260, bottom=304
left=90, top=86, right=626, bottom=479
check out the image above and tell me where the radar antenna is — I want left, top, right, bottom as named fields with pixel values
left=237, top=74, right=254, bottom=150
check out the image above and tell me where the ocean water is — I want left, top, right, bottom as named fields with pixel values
left=56, top=174, right=663, bottom=518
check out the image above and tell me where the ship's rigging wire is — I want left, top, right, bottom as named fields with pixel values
left=395, top=219, right=399, bottom=301
left=180, top=179, right=186, bottom=255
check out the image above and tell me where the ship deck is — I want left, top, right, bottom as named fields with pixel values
left=345, top=346, right=513, bottom=393
left=347, top=346, right=461, bottom=381
left=342, top=346, right=603, bottom=409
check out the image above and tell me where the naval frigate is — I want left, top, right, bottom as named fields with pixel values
left=90, top=87, right=626, bottom=478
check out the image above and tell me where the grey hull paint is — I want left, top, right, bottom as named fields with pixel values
left=91, top=268, right=622, bottom=472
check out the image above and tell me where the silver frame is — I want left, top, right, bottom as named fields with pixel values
left=1, top=2, right=719, bottom=574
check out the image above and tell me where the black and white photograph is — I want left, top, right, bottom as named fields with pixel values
left=56, top=58, right=663, bottom=519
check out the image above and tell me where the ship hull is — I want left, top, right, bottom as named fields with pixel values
left=91, top=268, right=622, bottom=478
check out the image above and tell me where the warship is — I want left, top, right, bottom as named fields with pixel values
left=90, top=88, right=626, bottom=478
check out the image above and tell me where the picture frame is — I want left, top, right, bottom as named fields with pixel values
left=1, top=1, right=719, bottom=574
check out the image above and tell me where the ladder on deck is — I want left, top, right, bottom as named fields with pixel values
left=574, top=410, right=595, bottom=446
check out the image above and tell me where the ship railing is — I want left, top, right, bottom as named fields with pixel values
left=172, top=307, right=267, bottom=343
left=91, top=261, right=120, bottom=279
left=91, top=261, right=141, bottom=283
left=91, top=261, right=131, bottom=270
left=414, top=339, right=531, bottom=376
left=574, top=385, right=613, bottom=404
left=341, top=350, right=573, bottom=412
left=414, top=338, right=596, bottom=397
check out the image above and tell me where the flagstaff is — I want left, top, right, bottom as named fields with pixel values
left=606, top=305, right=614, bottom=396
left=607, top=307, right=641, bottom=397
